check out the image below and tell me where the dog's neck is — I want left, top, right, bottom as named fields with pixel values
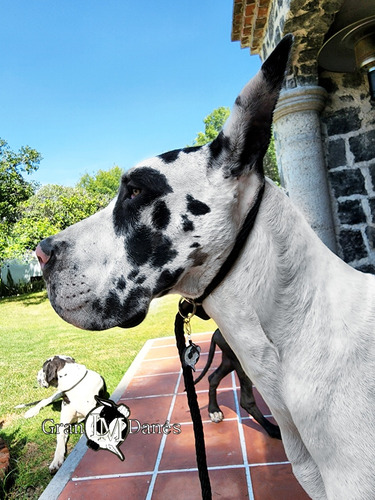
left=58, top=363, right=88, bottom=393
left=203, top=180, right=350, bottom=353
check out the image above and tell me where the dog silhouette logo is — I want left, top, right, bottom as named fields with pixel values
left=85, top=396, right=130, bottom=460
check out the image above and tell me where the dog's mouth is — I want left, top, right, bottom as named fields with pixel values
left=45, top=275, right=151, bottom=331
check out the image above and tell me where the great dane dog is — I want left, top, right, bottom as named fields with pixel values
left=22, top=355, right=106, bottom=472
left=35, top=35, right=375, bottom=498
left=194, top=328, right=281, bottom=440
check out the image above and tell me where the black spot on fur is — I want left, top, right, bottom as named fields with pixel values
left=209, top=130, right=230, bottom=161
left=135, top=275, right=147, bottom=285
left=153, top=267, right=185, bottom=296
left=190, top=242, right=200, bottom=248
left=152, top=200, right=171, bottom=230
left=126, top=225, right=153, bottom=266
left=92, top=299, right=103, bottom=314
left=182, top=214, right=194, bottom=232
left=158, top=146, right=202, bottom=164
left=127, top=269, right=139, bottom=281
left=158, top=149, right=181, bottom=163
left=128, top=167, right=173, bottom=195
left=103, top=290, right=122, bottom=320
left=186, top=195, right=211, bottom=216
left=117, top=276, right=126, bottom=291
left=188, top=248, right=208, bottom=267
left=182, top=146, right=202, bottom=154
left=126, top=226, right=177, bottom=269
left=235, top=95, right=242, bottom=106
left=150, top=235, right=177, bottom=268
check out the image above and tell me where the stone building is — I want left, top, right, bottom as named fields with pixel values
left=232, top=0, right=375, bottom=272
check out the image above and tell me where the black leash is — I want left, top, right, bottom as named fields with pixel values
left=174, top=181, right=265, bottom=500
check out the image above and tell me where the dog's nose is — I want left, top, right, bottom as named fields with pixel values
left=36, top=239, right=53, bottom=269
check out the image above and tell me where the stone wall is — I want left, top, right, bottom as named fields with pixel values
left=320, top=70, right=375, bottom=271
left=260, top=0, right=343, bottom=88
left=233, top=0, right=375, bottom=270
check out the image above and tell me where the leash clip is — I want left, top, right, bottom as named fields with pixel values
left=178, top=298, right=201, bottom=371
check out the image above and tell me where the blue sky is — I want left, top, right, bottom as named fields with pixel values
left=1, top=1, right=261, bottom=187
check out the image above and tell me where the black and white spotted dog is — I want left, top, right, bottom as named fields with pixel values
left=23, top=355, right=106, bottom=472
left=35, top=36, right=375, bottom=498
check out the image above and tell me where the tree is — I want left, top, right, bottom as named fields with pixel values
left=192, top=107, right=230, bottom=146
left=0, top=139, right=41, bottom=224
left=263, top=135, right=280, bottom=184
left=191, top=107, right=280, bottom=183
left=77, top=166, right=123, bottom=202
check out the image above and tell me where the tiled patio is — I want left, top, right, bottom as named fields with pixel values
left=41, top=332, right=309, bottom=500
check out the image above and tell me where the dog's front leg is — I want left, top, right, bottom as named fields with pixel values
left=281, top=423, right=327, bottom=500
left=49, top=402, right=76, bottom=473
left=24, top=391, right=63, bottom=419
left=206, top=300, right=327, bottom=498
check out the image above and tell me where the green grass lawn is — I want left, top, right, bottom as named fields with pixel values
left=0, top=291, right=215, bottom=499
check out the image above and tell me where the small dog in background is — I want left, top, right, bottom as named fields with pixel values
left=195, top=330, right=281, bottom=439
left=17, top=355, right=106, bottom=472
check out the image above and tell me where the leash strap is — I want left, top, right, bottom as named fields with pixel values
left=175, top=310, right=212, bottom=500
left=196, top=181, right=265, bottom=306
left=174, top=181, right=265, bottom=500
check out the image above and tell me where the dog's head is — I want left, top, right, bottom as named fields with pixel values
left=36, top=36, right=293, bottom=331
left=38, top=355, right=75, bottom=388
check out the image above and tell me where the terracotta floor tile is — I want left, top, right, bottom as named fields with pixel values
left=151, top=336, right=176, bottom=347
left=159, top=420, right=243, bottom=470
left=190, top=332, right=213, bottom=341
left=251, top=463, right=310, bottom=500
left=152, top=467, right=248, bottom=500
left=73, top=430, right=162, bottom=476
left=133, top=356, right=181, bottom=377
left=118, top=395, right=175, bottom=424
left=144, top=344, right=180, bottom=359
left=124, top=372, right=180, bottom=398
left=58, top=475, right=152, bottom=499
left=171, top=389, right=237, bottom=424
left=242, top=418, right=288, bottom=465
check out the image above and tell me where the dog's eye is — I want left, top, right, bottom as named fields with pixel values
left=131, top=187, right=142, bottom=198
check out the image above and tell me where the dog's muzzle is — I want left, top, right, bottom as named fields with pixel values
left=37, top=369, right=49, bottom=388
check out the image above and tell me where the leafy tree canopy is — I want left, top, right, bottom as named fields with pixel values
left=192, top=107, right=230, bottom=146
left=77, top=165, right=123, bottom=202
left=0, top=138, right=42, bottom=224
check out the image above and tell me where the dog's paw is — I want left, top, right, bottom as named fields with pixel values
left=209, top=411, right=224, bottom=423
left=24, top=407, right=40, bottom=419
left=49, top=458, right=63, bottom=474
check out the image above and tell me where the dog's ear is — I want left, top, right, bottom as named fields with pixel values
left=210, top=35, right=293, bottom=178
left=45, top=361, right=59, bottom=386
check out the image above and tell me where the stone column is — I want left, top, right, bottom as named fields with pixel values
left=273, top=85, right=337, bottom=252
